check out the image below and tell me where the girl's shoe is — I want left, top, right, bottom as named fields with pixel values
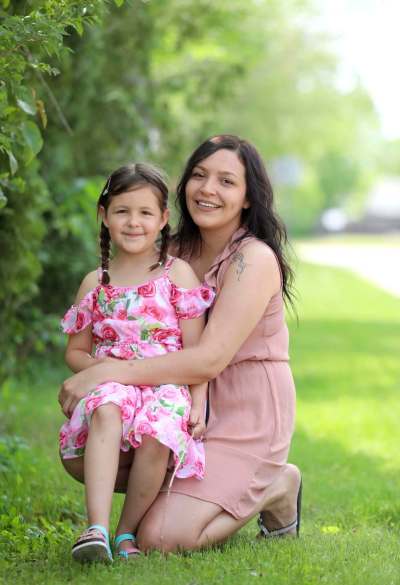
left=114, top=533, right=141, bottom=559
left=258, top=479, right=303, bottom=538
left=72, top=524, right=113, bottom=563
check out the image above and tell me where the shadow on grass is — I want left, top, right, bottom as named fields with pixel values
left=290, top=428, right=400, bottom=530
left=290, top=319, right=400, bottom=402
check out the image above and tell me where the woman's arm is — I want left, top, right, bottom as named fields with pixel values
left=169, top=259, right=209, bottom=439
left=59, top=242, right=280, bottom=418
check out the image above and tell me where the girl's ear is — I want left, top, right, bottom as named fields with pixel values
left=160, top=208, right=170, bottom=230
left=242, top=198, right=250, bottom=210
left=99, top=206, right=108, bottom=227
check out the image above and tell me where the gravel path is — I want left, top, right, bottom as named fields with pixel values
left=297, top=242, right=400, bottom=298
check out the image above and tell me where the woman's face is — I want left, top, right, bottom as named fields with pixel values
left=185, top=149, right=249, bottom=234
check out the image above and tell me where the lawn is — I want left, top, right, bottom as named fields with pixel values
left=1, top=260, right=399, bottom=585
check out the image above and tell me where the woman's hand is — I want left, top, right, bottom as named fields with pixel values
left=58, top=366, right=103, bottom=419
left=188, top=405, right=206, bottom=440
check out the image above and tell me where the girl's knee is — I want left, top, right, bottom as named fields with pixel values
left=139, top=435, right=169, bottom=456
left=91, top=403, right=121, bottom=424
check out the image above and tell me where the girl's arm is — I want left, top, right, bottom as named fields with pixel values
left=59, top=242, right=280, bottom=418
left=64, top=271, right=100, bottom=372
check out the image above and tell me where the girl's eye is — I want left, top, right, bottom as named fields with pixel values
left=222, top=178, right=234, bottom=185
left=192, top=171, right=204, bottom=178
left=142, top=210, right=153, bottom=216
left=116, top=209, right=127, bottom=214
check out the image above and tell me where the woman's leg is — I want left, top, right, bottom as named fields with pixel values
left=137, top=463, right=301, bottom=553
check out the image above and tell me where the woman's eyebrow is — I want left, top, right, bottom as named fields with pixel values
left=195, top=165, right=238, bottom=178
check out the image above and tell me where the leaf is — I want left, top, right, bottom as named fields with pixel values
left=114, top=0, right=125, bottom=6
left=8, top=151, right=18, bottom=175
left=74, top=20, right=84, bottom=36
left=0, top=188, right=7, bottom=210
left=16, top=99, right=36, bottom=116
left=21, top=121, right=43, bottom=163
left=36, top=100, right=47, bottom=128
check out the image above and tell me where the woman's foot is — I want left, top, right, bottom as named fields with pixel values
left=72, top=525, right=113, bottom=563
left=258, top=464, right=302, bottom=538
left=115, top=533, right=141, bottom=560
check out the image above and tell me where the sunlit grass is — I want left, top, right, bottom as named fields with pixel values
left=1, top=260, right=400, bottom=584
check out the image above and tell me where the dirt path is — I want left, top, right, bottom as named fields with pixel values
left=296, top=242, right=400, bottom=298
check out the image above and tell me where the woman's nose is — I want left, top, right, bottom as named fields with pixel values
left=200, top=176, right=217, bottom=195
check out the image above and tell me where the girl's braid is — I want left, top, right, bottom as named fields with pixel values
left=99, top=222, right=111, bottom=285
left=158, top=222, right=171, bottom=267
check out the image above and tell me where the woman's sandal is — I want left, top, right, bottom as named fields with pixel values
left=258, top=479, right=303, bottom=538
left=114, top=533, right=141, bottom=560
left=72, top=524, right=113, bottom=563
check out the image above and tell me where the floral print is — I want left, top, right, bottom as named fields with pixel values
left=59, top=258, right=215, bottom=480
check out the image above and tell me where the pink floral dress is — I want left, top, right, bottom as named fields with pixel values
left=59, top=258, right=215, bottom=480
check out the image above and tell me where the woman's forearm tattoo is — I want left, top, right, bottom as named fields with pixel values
left=231, top=252, right=248, bottom=281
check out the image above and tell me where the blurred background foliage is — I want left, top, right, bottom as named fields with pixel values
left=0, top=0, right=398, bottom=381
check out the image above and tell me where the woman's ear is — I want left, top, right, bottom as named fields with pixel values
left=99, top=206, right=108, bottom=227
left=242, top=199, right=251, bottom=210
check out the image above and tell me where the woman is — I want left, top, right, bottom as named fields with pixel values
left=59, top=135, right=301, bottom=552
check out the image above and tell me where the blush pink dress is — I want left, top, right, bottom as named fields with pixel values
left=59, top=257, right=215, bottom=480
left=165, top=229, right=296, bottom=518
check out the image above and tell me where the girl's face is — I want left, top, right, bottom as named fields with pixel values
left=101, top=187, right=168, bottom=257
left=185, top=149, right=249, bottom=234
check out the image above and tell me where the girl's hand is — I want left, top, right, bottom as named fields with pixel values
left=188, top=406, right=206, bottom=440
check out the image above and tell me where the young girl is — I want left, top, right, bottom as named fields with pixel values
left=59, top=163, right=214, bottom=563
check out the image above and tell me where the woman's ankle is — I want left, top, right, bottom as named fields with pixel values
left=260, top=464, right=301, bottom=529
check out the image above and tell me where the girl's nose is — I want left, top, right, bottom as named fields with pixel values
left=127, top=214, right=140, bottom=226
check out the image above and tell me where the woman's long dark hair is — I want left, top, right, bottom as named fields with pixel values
left=174, top=134, right=295, bottom=307
left=97, top=163, right=170, bottom=284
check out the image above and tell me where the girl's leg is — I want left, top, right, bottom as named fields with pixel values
left=83, top=403, right=122, bottom=530
left=137, top=463, right=301, bottom=552
left=115, top=436, right=170, bottom=553
left=61, top=449, right=133, bottom=493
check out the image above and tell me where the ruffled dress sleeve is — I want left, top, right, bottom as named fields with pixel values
left=61, top=290, right=95, bottom=334
left=170, top=283, right=215, bottom=320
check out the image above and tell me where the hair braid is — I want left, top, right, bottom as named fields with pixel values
left=158, top=223, right=171, bottom=267
left=99, top=222, right=111, bottom=285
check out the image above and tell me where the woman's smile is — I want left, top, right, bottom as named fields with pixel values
left=186, top=149, right=248, bottom=232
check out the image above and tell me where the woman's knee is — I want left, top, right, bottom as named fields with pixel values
left=137, top=520, right=198, bottom=553
left=137, top=496, right=202, bottom=552
left=60, top=454, right=84, bottom=483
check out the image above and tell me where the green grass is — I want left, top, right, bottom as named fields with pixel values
left=1, top=261, right=400, bottom=584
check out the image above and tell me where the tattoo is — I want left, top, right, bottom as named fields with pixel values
left=231, top=252, right=248, bottom=281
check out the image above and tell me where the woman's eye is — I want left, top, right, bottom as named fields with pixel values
left=192, top=171, right=204, bottom=178
left=222, top=178, right=233, bottom=185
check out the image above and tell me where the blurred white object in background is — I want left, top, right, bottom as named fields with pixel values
left=365, top=177, right=400, bottom=219
left=320, top=208, right=348, bottom=232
